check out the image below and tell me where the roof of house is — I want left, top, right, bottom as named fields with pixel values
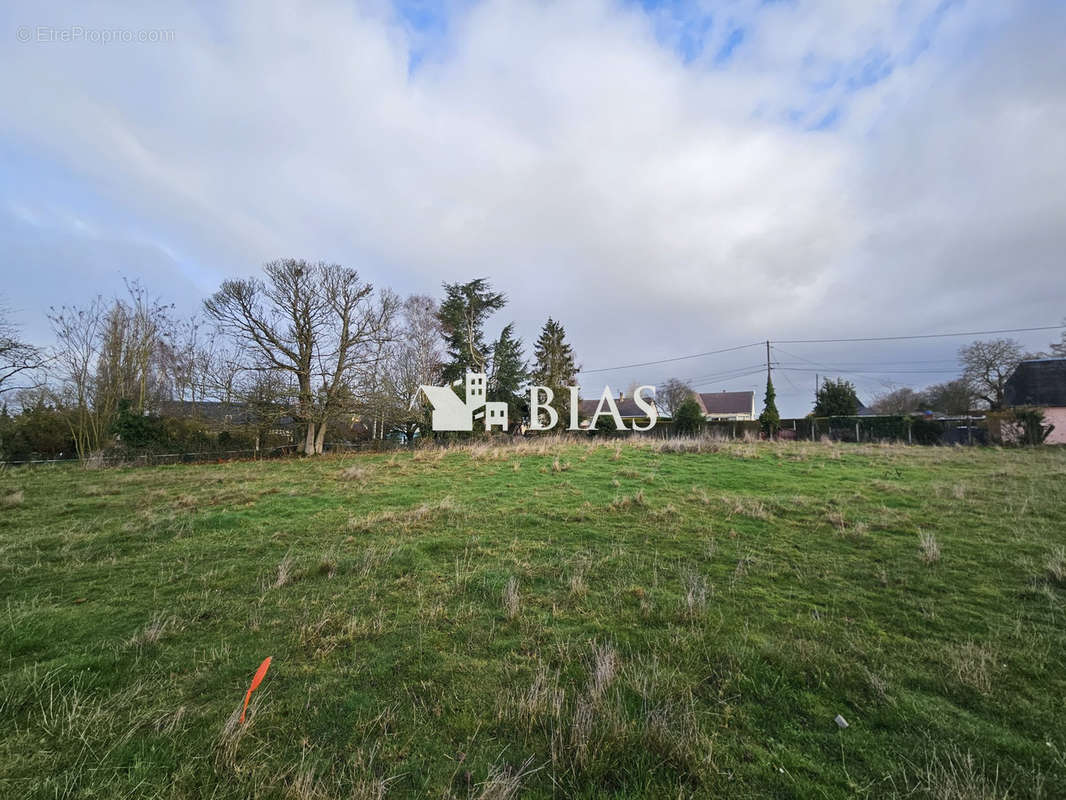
left=158, top=400, right=252, bottom=423
left=696, top=391, right=754, bottom=416
left=578, top=396, right=656, bottom=419
left=1005, top=357, right=1066, bottom=407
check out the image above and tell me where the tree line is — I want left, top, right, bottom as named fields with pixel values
left=643, top=332, right=1065, bottom=438
left=0, top=264, right=580, bottom=460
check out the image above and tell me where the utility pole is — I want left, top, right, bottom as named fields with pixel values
left=766, top=340, right=771, bottom=383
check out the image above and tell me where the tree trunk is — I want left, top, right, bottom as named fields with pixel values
left=314, top=422, right=327, bottom=455
left=302, top=422, right=316, bottom=455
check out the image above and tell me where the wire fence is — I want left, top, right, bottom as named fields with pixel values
left=777, top=415, right=987, bottom=445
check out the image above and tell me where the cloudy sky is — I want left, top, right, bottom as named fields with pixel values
left=1, top=0, right=1064, bottom=415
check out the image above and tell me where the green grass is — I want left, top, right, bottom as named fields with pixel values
left=1, top=439, right=1065, bottom=798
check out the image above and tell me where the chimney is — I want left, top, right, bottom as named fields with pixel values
left=618, top=390, right=624, bottom=401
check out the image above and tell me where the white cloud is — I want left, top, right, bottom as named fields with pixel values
left=1, top=0, right=1063, bottom=412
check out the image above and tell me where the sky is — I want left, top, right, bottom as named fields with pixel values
left=1, top=0, right=1064, bottom=416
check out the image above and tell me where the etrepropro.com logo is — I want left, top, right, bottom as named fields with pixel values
left=419, top=372, right=658, bottom=432
left=16, top=25, right=175, bottom=44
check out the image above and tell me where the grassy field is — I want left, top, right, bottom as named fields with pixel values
left=1, top=439, right=1065, bottom=799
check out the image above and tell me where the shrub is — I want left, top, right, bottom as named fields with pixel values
left=672, top=398, right=704, bottom=437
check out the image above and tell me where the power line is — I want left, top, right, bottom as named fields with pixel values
left=679, top=362, right=768, bottom=385
left=577, top=342, right=763, bottom=374
left=776, top=324, right=1063, bottom=345
left=778, top=366, right=957, bottom=375
left=689, top=369, right=765, bottom=390
left=577, top=323, right=1063, bottom=376
left=771, top=345, right=900, bottom=395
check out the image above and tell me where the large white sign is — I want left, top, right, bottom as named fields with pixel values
left=420, top=372, right=657, bottom=433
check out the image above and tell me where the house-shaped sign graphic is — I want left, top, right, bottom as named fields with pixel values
left=420, top=372, right=508, bottom=432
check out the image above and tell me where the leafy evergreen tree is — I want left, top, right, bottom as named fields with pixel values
left=437, top=279, right=506, bottom=382
left=673, top=397, right=704, bottom=436
left=759, top=375, right=780, bottom=436
left=814, top=378, right=860, bottom=417
left=530, top=318, right=579, bottom=424
left=488, top=323, right=528, bottom=422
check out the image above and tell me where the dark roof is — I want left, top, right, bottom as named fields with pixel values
left=1005, top=358, right=1066, bottom=407
left=158, top=400, right=254, bottom=424
left=697, top=391, right=753, bottom=415
left=578, top=396, right=656, bottom=419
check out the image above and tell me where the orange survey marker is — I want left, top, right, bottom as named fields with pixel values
left=240, top=656, right=272, bottom=723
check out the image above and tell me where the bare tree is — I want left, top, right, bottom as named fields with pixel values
left=47, top=297, right=109, bottom=458
left=871, top=386, right=924, bottom=415
left=379, top=294, right=444, bottom=441
left=0, top=301, right=45, bottom=395
left=157, top=314, right=205, bottom=405
left=204, top=259, right=397, bottom=455
left=959, top=338, right=1024, bottom=410
left=921, top=379, right=975, bottom=415
left=657, top=378, right=695, bottom=417
left=1051, top=319, right=1066, bottom=357
left=95, top=280, right=174, bottom=415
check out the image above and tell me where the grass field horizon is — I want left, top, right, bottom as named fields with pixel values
left=2, top=439, right=1064, bottom=798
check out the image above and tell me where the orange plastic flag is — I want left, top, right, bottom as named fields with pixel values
left=240, top=656, right=272, bottom=723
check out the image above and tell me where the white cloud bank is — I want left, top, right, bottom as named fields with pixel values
left=1, top=0, right=1063, bottom=411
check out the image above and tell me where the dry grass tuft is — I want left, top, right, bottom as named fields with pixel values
left=318, top=549, right=338, bottom=578
left=568, top=570, right=588, bottom=599
left=586, top=642, right=619, bottom=701
left=687, top=486, right=711, bottom=505
left=919, top=531, right=941, bottom=564
left=502, top=576, right=520, bottom=619
left=125, top=613, right=174, bottom=649
left=1046, top=546, right=1066, bottom=585
left=1, top=489, right=24, bottom=508
left=651, top=503, right=680, bottom=520
left=680, top=570, right=709, bottom=619
left=908, top=747, right=1009, bottom=800
left=215, top=699, right=259, bottom=772
left=721, top=493, right=770, bottom=520
left=947, top=640, right=997, bottom=694
left=609, top=490, right=646, bottom=511
left=268, top=552, right=296, bottom=589
left=358, top=543, right=398, bottom=578
left=348, top=496, right=460, bottom=532
left=338, top=465, right=369, bottom=483
left=827, top=509, right=869, bottom=538
left=474, top=756, right=539, bottom=800
left=650, top=436, right=721, bottom=454
left=552, top=457, right=570, bottom=473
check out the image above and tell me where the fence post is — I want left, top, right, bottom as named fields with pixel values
left=908, top=421, right=912, bottom=445
left=855, top=422, right=860, bottom=443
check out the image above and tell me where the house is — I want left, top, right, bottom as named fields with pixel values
left=695, top=390, right=755, bottom=421
left=577, top=391, right=658, bottom=430
left=157, top=399, right=297, bottom=443
left=158, top=400, right=254, bottom=427
left=1004, top=357, right=1066, bottom=444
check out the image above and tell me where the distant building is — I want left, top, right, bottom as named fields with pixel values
left=157, top=400, right=254, bottom=427
left=694, top=390, right=755, bottom=421
left=1004, top=357, right=1066, bottom=444
left=577, top=391, right=658, bottom=430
